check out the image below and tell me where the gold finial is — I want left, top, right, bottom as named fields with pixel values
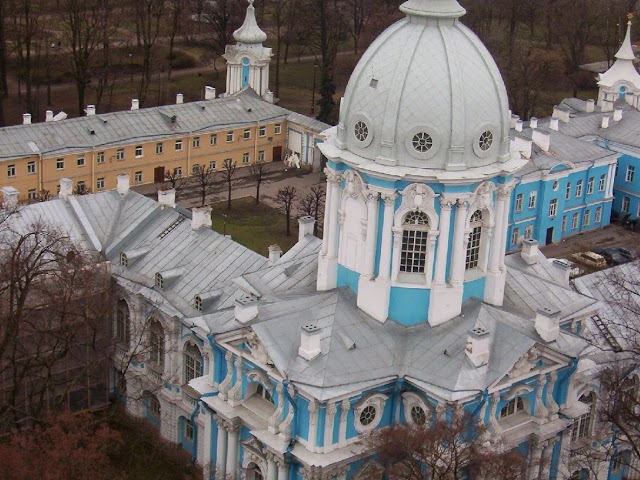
left=628, top=12, right=634, bottom=22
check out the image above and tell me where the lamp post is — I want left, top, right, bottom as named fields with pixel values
left=311, top=61, right=318, bottom=115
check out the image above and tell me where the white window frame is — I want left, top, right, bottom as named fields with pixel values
left=28, top=189, right=37, bottom=200
left=77, top=155, right=85, bottom=167
left=515, top=193, right=523, bottom=212
left=149, top=321, right=165, bottom=370
left=259, top=126, right=266, bottom=137
left=258, top=150, right=265, bottom=162
left=209, top=161, right=216, bottom=171
left=135, top=171, right=143, bottom=183
left=97, top=177, right=105, bottom=190
left=27, top=161, right=36, bottom=174
left=135, top=145, right=143, bottom=158
left=210, top=134, right=217, bottom=146
left=528, top=191, right=537, bottom=209
left=595, top=207, right=602, bottom=223
left=599, top=175, right=606, bottom=192
left=243, top=128, right=251, bottom=140
left=622, top=196, right=631, bottom=213
left=400, top=211, right=430, bottom=274
left=56, top=158, right=65, bottom=170
left=576, top=180, right=583, bottom=197
left=571, top=213, right=579, bottom=229
left=626, top=165, right=635, bottom=183
left=500, top=397, right=524, bottom=418
left=587, top=177, right=594, bottom=195
left=524, top=224, right=533, bottom=239
left=156, top=142, right=163, bottom=154
left=193, top=136, right=200, bottom=148
left=242, top=153, right=250, bottom=164
left=184, top=343, right=203, bottom=383
left=175, top=139, right=183, bottom=152
left=227, top=131, right=234, bottom=143
left=583, top=209, right=591, bottom=226
left=511, top=228, right=519, bottom=245
left=274, top=123, right=282, bottom=135
left=7, top=164, right=15, bottom=177
left=97, top=152, right=105, bottom=164
left=571, top=392, right=594, bottom=441
left=354, top=394, right=388, bottom=433
left=465, top=210, right=483, bottom=270
left=116, top=149, right=124, bottom=161
left=562, top=215, right=567, bottom=232
left=174, top=167, right=182, bottom=177
left=566, top=182, right=571, bottom=200
left=549, top=199, right=557, bottom=217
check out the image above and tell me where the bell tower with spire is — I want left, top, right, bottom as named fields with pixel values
left=223, top=0, right=273, bottom=99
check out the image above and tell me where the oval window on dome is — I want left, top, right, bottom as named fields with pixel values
left=412, top=132, right=433, bottom=153
left=479, top=130, right=493, bottom=152
left=354, top=121, right=369, bottom=142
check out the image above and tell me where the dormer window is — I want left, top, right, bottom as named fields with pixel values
left=120, top=252, right=128, bottom=267
left=155, top=273, right=164, bottom=288
left=194, top=295, right=202, bottom=312
left=500, top=397, right=524, bottom=418
left=256, top=383, right=273, bottom=403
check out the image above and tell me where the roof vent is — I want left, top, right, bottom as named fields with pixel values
left=131, top=99, right=139, bottom=110
left=531, top=130, right=550, bottom=152
left=235, top=294, right=258, bottom=323
left=158, top=187, right=176, bottom=208
left=117, top=173, right=130, bottom=196
left=535, top=307, right=561, bottom=342
left=529, top=117, right=538, bottom=129
left=52, top=111, right=67, bottom=121
left=268, top=244, right=282, bottom=264
left=614, top=107, right=623, bottom=121
left=23, top=113, right=31, bottom=125
left=370, top=78, right=378, bottom=88
left=299, top=324, right=322, bottom=361
left=86, top=105, right=96, bottom=116
left=204, top=86, right=216, bottom=100
left=586, top=99, right=595, bottom=113
left=298, top=215, right=315, bottom=241
left=465, top=326, right=490, bottom=367
left=521, top=238, right=539, bottom=265
left=45, top=110, right=54, bottom=122
left=510, top=114, right=520, bottom=129
left=176, top=93, right=184, bottom=104
left=549, top=118, right=559, bottom=131
left=515, top=120, right=523, bottom=132
left=601, top=116, right=610, bottom=129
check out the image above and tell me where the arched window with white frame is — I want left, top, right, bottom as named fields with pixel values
left=184, top=343, right=202, bottom=384
left=149, top=320, right=165, bottom=371
left=466, top=210, right=483, bottom=270
left=115, top=299, right=130, bottom=347
left=400, top=211, right=430, bottom=274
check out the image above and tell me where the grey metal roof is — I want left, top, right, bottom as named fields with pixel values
left=0, top=89, right=316, bottom=161
left=285, top=112, right=331, bottom=133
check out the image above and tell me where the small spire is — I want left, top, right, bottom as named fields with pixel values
left=233, top=0, right=267, bottom=44
left=400, top=0, right=466, bottom=18
left=616, top=20, right=636, bottom=61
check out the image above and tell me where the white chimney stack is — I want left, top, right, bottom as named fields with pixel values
left=535, top=307, right=561, bottom=342
left=465, top=326, right=490, bottom=367
left=204, top=86, right=216, bottom=100
left=510, top=114, right=520, bottom=129
left=1, top=186, right=19, bottom=211
left=157, top=188, right=176, bottom=208
left=86, top=105, right=96, bottom=116
left=268, top=244, right=282, bottom=264
left=59, top=178, right=73, bottom=200
left=45, top=110, right=54, bottom=122
left=298, top=324, right=322, bottom=361
left=614, top=108, right=623, bottom=121
left=176, top=93, right=184, bottom=104
left=191, top=206, right=212, bottom=230
left=549, top=118, right=559, bottom=131
left=552, top=105, right=570, bottom=123
left=601, top=116, right=610, bottom=129
left=116, top=173, right=130, bottom=196
left=298, top=215, right=315, bottom=242
left=234, top=294, right=258, bottom=323
left=586, top=99, right=595, bottom=113
left=602, top=100, right=614, bottom=112
left=131, top=99, right=139, bottom=110
left=552, top=259, right=572, bottom=285
left=532, top=130, right=551, bottom=152
left=515, top=120, right=524, bottom=132
left=265, top=90, right=274, bottom=103
left=521, top=238, right=539, bottom=265
left=529, top=117, right=538, bottom=129
left=23, top=113, right=31, bottom=125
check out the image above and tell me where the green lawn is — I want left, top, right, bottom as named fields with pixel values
left=211, top=197, right=299, bottom=256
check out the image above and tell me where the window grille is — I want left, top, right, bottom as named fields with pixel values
left=465, top=210, right=483, bottom=270
left=184, top=344, right=202, bottom=383
left=571, top=392, right=594, bottom=440
left=400, top=211, right=430, bottom=274
left=500, top=397, right=524, bottom=418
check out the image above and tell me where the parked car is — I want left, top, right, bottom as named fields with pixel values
left=591, top=246, right=636, bottom=265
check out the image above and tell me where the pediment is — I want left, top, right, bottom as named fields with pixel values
left=491, top=345, right=570, bottom=390
left=246, top=330, right=277, bottom=368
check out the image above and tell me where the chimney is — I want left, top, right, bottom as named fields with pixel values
left=602, top=100, right=613, bottom=112
left=465, top=326, right=490, bottom=367
left=1, top=186, right=19, bottom=211
left=549, top=118, right=559, bottom=131
left=529, top=117, right=538, bottom=129
left=520, top=238, right=539, bottom=265
left=116, top=173, right=130, bottom=196
left=131, top=99, right=139, bottom=110
left=23, top=113, right=31, bottom=125
left=515, top=120, right=524, bottom=132
left=265, top=90, right=274, bottom=103
left=552, top=105, right=570, bottom=123
left=176, top=93, right=184, bottom=104
left=234, top=294, right=258, bottom=323
left=298, top=215, right=315, bottom=242
left=510, top=114, right=520, bottom=129
left=86, top=105, right=96, bottom=116
left=59, top=178, right=73, bottom=200
left=298, top=324, right=322, bottom=361
left=45, top=110, right=54, bottom=122
left=601, top=116, right=610, bottom=129
left=191, top=206, right=212, bottom=230
left=204, top=86, right=216, bottom=100
left=513, top=136, right=532, bottom=159
left=552, top=259, right=572, bottom=285
left=586, top=99, right=595, bottom=113
left=157, top=188, right=176, bottom=208
left=268, top=244, right=282, bottom=264
left=535, top=307, right=561, bottom=342
left=532, top=130, right=550, bottom=152
left=614, top=107, right=623, bottom=121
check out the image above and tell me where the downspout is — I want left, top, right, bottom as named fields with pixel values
left=282, top=379, right=298, bottom=480
left=189, top=401, right=201, bottom=462
left=187, top=131, right=193, bottom=177
left=390, top=378, right=404, bottom=423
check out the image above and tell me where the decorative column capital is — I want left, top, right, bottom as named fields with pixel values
left=309, top=399, right=319, bottom=414
left=324, top=169, right=342, bottom=184
left=440, top=197, right=455, bottom=210
left=382, top=193, right=397, bottom=206
left=327, top=402, right=338, bottom=419
left=456, top=198, right=469, bottom=209
left=366, top=190, right=380, bottom=203
left=341, top=399, right=351, bottom=412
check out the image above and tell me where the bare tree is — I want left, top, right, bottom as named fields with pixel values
left=275, top=186, right=297, bottom=236
left=202, top=0, right=244, bottom=72
left=164, top=169, right=185, bottom=200
left=366, top=414, right=526, bottom=480
left=219, top=158, right=237, bottom=211
left=249, top=161, right=268, bottom=205
left=268, top=0, right=290, bottom=97
left=166, top=0, right=184, bottom=80
left=0, top=222, right=112, bottom=432
left=193, top=165, right=216, bottom=206
left=298, top=185, right=324, bottom=236
left=345, top=0, right=375, bottom=55
left=135, top=0, right=165, bottom=105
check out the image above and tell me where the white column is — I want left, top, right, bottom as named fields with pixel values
left=539, top=440, right=553, bottom=480
left=528, top=441, right=543, bottom=480
left=449, top=199, right=469, bottom=286
left=320, top=172, right=334, bottom=256
left=377, top=194, right=396, bottom=281
left=433, top=199, right=453, bottom=285
left=277, top=461, right=289, bottom=480
left=266, top=454, right=278, bottom=480
left=327, top=173, right=341, bottom=258
left=390, top=227, right=403, bottom=281
left=607, top=163, right=615, bottom=198
left=488, top=192, right=506, bottom=274
left=498, top=187, right=512, bottom=269
left=226, top=425, right=239, bottom=479
left=338, top=399, right=350, bottom=446
left=215, top=420, right=228, bottom=479
left=308, top=400, right=318, bottom=452
left=201, top=410, right=212, bottom=469
left=363, top=192, right=380, bottom=277
left=324, top=403, right=337, bottom=451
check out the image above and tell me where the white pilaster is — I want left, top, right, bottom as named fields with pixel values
left=266, top=454, right=278, bottom=480
left=317, top=170, right=341, bottom=291
left=277, top=461, right=289, bottom=480
left=201, top=409, right=212, bottom=468
left=362, top=192, right=379, bottom=277
left=484, top=188, right=507, bottom=306
left=528, top=441, right=543, bottom=480
left=216, top=420, right=228, bottom=479
left=449, top=199, right=469, bottom=286
left=308, top=400, right=319, bottom=452
left=226, top=425, right=239, bottom=479
left=338, top=399, right=349, bottom=447
left=390, top=227, right=403, bottom=281
left=433, top=198, right=453, bottom=285
left=498, top=186, right=512, bottom=267
left=378, top=193, right=395, bottom=280
left=324, top=402, right=337, bottom=451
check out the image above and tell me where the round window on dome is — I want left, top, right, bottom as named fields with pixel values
left=479, top=130, right=493, bottom=152
left=359, top=405, right=377, bottom=426
left=354, top=121, right=369, bottom=142
left=412, top=132, right=433, bottom=153
left=410, top=405, right=427, bottom=426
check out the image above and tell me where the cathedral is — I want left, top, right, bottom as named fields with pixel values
left=2, top=0, right=640, bottom=479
